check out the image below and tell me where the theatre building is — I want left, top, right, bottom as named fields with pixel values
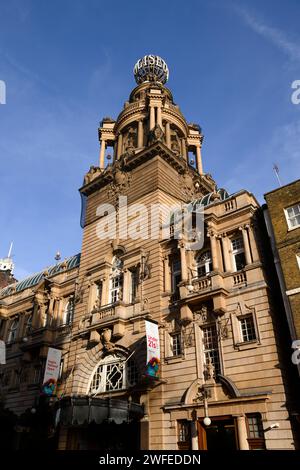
left=0, top=56, right=298, bottom=450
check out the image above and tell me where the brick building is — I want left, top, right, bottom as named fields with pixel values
left=264, top=180, right=300, bottom=377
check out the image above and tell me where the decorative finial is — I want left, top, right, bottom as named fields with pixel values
left=134, top=55, right=169, bottom=85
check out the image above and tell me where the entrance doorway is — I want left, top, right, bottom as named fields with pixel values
left=66, top=421, right=140, bottom=450
left=198, top=417, right=238, bottom=450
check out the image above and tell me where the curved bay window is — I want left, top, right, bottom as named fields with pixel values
left=109, top=257, right=123, bottom=304
left=196, top=251, right=213, bottom=278
left=88, top=354, right=138, bottom=394
left=7, top=317, right=19, bottom=343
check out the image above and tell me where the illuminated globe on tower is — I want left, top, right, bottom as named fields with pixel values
left=134, top=55, right=169, bottom=85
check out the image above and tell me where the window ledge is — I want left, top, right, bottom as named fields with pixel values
left=235, top=340, right=259, bottom=351
left=164, top=354, right=185, bottom=364
left=287, top=225, right=300, bottom=232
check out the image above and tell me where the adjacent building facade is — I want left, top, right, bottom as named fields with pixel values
left=0, top=56, right=298, bottom=450
left=264, top=180, right=300, bottom=377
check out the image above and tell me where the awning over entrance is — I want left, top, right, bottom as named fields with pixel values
left=57, top=396, right=144, bottom=426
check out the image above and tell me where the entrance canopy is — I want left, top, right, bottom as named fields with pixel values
left=57, top=396, right=144, bottom=426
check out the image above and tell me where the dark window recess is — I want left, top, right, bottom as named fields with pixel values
left=234, top=252, right=246, bottom=271
left=177, top=420, right=191, bottom=450
left=171, top=258, right=181, bottom=301
left=246, top=414, right=266, bottom=450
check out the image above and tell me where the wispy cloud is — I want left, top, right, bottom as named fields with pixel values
left=235, top=6, right=300, bottom=62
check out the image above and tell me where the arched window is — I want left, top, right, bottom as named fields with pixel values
left=196, top=251, right=213, bottom=278
left=88, top=353, right=138, bottom=394
left=7, top=317, right=19, bottom=343
left=62, top=297, right=75, bottom=325
left=109, top=257, right=123, bottom=304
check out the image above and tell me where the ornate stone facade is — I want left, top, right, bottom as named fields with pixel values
left=0, top=56, right=299, bottom=451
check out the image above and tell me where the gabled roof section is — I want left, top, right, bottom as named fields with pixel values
left=0, top=253, right=81, bottom=299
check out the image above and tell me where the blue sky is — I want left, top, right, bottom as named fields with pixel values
left=0, top=0, right=300, bottom=280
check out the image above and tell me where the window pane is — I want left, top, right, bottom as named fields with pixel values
left=202, top=325, right=221, bottom=376
left=240, top=315, right=256, bottom=342
left=294, top=205, right=300, bottom=215
left=247, top=414, right=264, bottom=438
left=89, top=355, right=138, bottom=394
left=232, top=237, right=243, bottom=251
left=171, top=333, right=182, bottom=356
left=235, top=252, right=246, bottom=270
left=286, top=204, right=300, bottom=228
left=197, top=265, right=206, bottom=277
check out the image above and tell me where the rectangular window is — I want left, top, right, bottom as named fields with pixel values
left=246, top=414, right=266, bottom=450
left=170, top=332, right=182, bottom=356
left=110, top=275, right=122, bottom=303
left=171, top=258, right=181, bottom=300
left=202, top=324, right=221, bottom=376
left=285, top=204, right=300, bottom=229
left=239, top=314, right=257, bottom=342
left=177, top=420, right=190, bottom=450
left=231, top=237, right=246, bottom=271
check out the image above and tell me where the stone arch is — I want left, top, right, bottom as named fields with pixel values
left=72, top=343, right=132, bottom=395
left=182, top=375, right=241, bottom=405
left=183, top=378, right=204, bottom=405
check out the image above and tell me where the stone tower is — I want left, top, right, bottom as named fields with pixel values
left=55, top=56, right=296, bottom=450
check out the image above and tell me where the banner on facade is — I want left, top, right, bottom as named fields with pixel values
left=0, top=340, right=6, bottom=364
left=41, top=347, right=62, bottom=396
left=145, top=320, right=160, bottom=378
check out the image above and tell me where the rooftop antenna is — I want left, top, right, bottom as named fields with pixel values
left=273, top=163, right=282, bottom=187
left=7, top=241, right=13, bottom=258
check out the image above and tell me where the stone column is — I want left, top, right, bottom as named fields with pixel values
left=138, top=120, right=144, bottom=148
left=196, top=145, right=203, bottom=175
left=179, top=242, right=188, bottom=282
left=236, top=415, right=249, bottom=450
left=99, top=139, right=106, bottom=169
left=165, top=121, right=171, bottom=148
left=247, top=224, right=259, bottom=262
left=149, top=105, right=155, bottom=130
left=191, top=421, right=199, bottom=450
left=164, top=256, right=171, bottom=292
left=18, top=315, right=26, bottom=340
left=2, top=319, right=10, bottom=342
left=157, top=106, right=162, bottom=128
left=123, top=269, right=131, bottom=304
left=208, top=231, right=219, bottom=270
left=221, top=234, right=232, bottom=272
left=240, top=226, right=252, bottom=265
left=101, top=276, right=109, bottom=306
left=181, top=138, right=187, bottom=160
left=117, top=133, right=123, bottom=158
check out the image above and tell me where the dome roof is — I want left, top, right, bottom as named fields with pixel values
left=0, top=253, right=81, bottom=298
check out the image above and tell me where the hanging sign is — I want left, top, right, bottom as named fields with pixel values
left=145, top=320, right=160, bottom=378
left=41, top=347, right=62, bottom=396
